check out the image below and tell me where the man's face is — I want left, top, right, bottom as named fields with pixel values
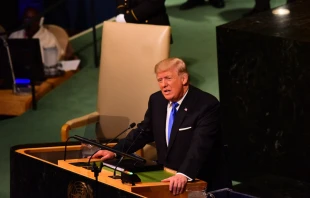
left=156, top=67, right=188, bottom=102
left=23, top=9, right=40, bottom=37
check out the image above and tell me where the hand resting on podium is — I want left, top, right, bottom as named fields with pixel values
left=90, top=150, right=115, bottom=161
left=91, top=149, right=188, bottom=195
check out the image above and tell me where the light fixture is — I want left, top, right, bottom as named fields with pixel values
left=272, top=8, right=290, bottom=15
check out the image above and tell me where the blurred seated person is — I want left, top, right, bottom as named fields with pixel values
left=9, top=7, right=65, bottom=66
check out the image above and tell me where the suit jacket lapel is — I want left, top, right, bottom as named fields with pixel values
left=158, top=97, right=169, bottom=150
left=167, top=86, right=195, bottom=154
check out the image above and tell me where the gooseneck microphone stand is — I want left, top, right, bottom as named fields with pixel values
left=63, top=137, right=102, bottom=198
left=0, top=34, right=37, bottom=108
left=64, top=135, right=145, bottom=198
left=0, top=35, right=17, bottom=94
left=91, top=161, right=103, bottom=198
left=111, top=128, right=145, bottom=181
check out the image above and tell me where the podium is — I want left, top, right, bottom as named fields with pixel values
left=10, top=142, right=206, bottom=198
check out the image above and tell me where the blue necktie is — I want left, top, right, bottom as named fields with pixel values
left=168, top=102, right=179, bottom=145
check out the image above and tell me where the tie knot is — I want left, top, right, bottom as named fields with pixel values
left=172, top=102, right=179, bottom=109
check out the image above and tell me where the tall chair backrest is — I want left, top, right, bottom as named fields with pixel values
left=97, top=21, right=170, bottom=157
left=44, top=24, right=69, bottom=58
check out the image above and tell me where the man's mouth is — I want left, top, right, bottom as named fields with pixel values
left=163, top=90, right=171, bottom=94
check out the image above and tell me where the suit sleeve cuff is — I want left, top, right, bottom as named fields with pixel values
left=176, top=172, right=193, bottom=181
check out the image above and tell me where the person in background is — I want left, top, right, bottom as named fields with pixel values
left=114, top=0, right=173, bottom=43
left=114, top=0, right=170, bottom=26
left=243, top=0, right=296, bottom=17
left=9, top=7, right=64, bottom=65
left=179, top=0, right=225, bottom=10
left=92, top=57, right=232, bottom=195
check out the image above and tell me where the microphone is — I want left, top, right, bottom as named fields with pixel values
left=0, top=36, right=17, bottom=93
left=62, top=134, right=145, bottom=183
left=86, top=122, right=136, bottom=167
left=72, top=135, right=145, bottom=163
left=110, top=126, right=147, bottom=180
left=105, top=122, right=136, bottom=145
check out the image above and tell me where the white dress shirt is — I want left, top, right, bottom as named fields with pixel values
left=9, top=26, right=64, bottom=65
left=165, top=89, right=192, bottom=181
left=166, top=90, right=188, bottom=145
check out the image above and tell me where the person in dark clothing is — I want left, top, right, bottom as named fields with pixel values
left=179, top=0, right=225, bottom=10
left=115, top=0, right=170, bottom=26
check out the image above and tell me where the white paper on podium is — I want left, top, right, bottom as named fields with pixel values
left=60, top=59, right=80, bottom=71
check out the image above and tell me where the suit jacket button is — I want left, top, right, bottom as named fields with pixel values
left=126, top=10, right=129, bottom=14
left=145, top=20, right=148, bottom=23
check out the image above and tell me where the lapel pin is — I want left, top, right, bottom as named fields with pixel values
left=184, top=108, right=188, bottom=112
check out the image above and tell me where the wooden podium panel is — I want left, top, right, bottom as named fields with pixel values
left=11, top=142, right=206, bottom=198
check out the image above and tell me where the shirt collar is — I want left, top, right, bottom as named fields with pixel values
left=168, top=88, right=189, bottom=107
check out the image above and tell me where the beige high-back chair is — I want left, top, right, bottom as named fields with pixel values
left=44, top=24, right=69, bottom=51
left=61, top=21, right=170, bottom=160
left=44, top=24, right=70, bottom=59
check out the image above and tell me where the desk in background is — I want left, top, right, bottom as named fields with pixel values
left=0, top=71, right=75, bottom=116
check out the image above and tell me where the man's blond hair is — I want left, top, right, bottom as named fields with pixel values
left=154, top=57, right=188, bottom=75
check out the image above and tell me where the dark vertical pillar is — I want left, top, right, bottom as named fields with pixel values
left=90, top=0, right=99, bottom=67
left=216, top=0, right=310, bottom=184
left=0, top=0, right=19, bottom=31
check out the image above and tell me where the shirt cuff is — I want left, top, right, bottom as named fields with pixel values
left=176, top=172, right=193, bottom=181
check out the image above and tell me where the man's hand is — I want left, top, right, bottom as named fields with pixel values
left=162, top=174, right=188, bottom=195
left=90, top=150, right=115, bottom=161
left=115, top=14, right=126, bottom=23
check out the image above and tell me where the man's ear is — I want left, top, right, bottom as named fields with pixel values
left=181, top=73, right=189, bottom=85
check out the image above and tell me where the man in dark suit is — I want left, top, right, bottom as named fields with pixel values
left=115, top=0, right=170, bottom=26
left=93, top=58, right=231, bottom=195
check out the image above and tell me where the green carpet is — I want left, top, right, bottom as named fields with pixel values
left=0, top=0, right=286, bottom=197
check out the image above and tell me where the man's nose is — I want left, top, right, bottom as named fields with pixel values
left=162, top=79, right=168, bottom=87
